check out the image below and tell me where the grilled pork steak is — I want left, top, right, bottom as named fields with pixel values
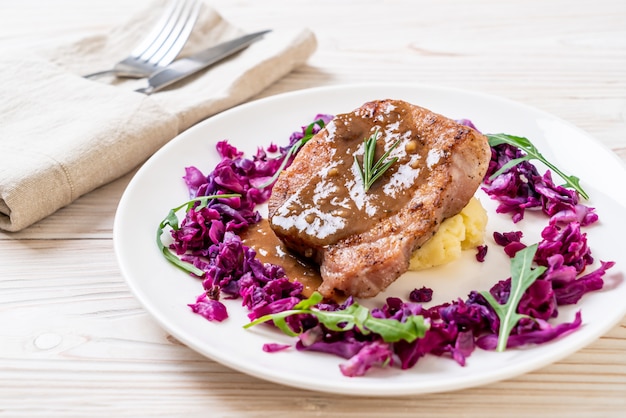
left=268, top=99, right=491, bottom=298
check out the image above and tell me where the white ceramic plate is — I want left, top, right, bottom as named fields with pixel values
left=114, top=83, right=626, bottom=396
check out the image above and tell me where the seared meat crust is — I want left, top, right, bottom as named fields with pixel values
left=269, top=99, right=490, bottom=298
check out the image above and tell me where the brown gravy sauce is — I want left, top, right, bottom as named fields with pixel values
left=270, top=101, right=438, bottom=247
left=239, top=219, right=322, bottom=298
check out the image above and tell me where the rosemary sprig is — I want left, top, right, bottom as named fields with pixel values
left=354, top=129, right=401, bottom=192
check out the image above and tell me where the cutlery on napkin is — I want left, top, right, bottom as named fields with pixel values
left=136, top=30, right=272, bottom=95
left=0, top=0, right=317, bottom=232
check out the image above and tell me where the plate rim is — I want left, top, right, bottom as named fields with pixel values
left=114, top=82, right=626, bottom=396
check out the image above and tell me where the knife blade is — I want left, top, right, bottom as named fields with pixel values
left=136, top=30, right=271, bottom=95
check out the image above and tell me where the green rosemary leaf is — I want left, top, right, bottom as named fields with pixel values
left=355, top=129, right=401, bottom=192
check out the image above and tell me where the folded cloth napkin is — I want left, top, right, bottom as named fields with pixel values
left=0, top=0, right=317, bottom=232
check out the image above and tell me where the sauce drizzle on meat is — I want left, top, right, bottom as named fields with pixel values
left=270, top=101, right=439, bottom=247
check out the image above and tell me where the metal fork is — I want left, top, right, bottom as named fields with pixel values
left=84, top=0, right=201, bottom=79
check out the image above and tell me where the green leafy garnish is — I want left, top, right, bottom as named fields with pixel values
left=480, top=244, right=547, bottom=352
left=255, top=118, right=327, bottom=189
left=487, top=133, right=589, bottom=200
left=244, top=291, right=429, bottom=343
left=157, top=194, right=240, bottom=276
left=354, top=129, right=401, bottom=192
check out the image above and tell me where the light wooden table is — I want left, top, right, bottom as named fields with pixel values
left=1, top=0, right=625, bottom=416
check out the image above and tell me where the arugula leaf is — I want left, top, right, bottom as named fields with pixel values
left=480, top=244, right=547, bottom=352
left=364, top=315, right=428, bottom=343
left=255, top=118, right=327, bottom=189
left=354, top=129, right=402, bottom=192
left=293, top=291, right=324, bottom=309
left=487, top=133, right=589, bottom=200
left=156, top=194, right=240, bottom=277
left=244, top=292, right=430, bottom=343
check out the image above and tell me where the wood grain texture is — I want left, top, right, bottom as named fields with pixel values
left=1, top=0, right=625, bottom=416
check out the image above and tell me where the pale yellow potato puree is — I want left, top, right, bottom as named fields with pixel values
left=409, top=197, right=487, bottom=270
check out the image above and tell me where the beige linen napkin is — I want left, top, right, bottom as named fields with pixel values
left=0, top=1, right=316, bottom=232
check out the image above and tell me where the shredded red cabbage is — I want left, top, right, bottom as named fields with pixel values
left=476, top=310, right=583, bottom=350
left=490, top=221, right=613, bottom=307
left=338, top=341, right=394, bottom=377
left=475, top=245, right=488, bottom=262
left=171, top=115, right=331, bottom=319
left=167, top=115, right=614, bottom=377
left=409, top=286, right=434, bottom=303
left=262, top=343, right=291, bottom=353
left=188, top=294, right=228, bottom=322
left=482, top=143, right=598, bottom=226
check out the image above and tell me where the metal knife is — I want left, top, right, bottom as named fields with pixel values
left=136, top=30, right=271, bottom=95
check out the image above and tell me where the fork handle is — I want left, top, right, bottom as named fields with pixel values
left=82, top=69, right=148, bottom=79
left=83, top=69, right=116, bottom=79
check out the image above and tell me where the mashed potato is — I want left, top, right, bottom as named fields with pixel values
left=409, top=197, right=487, bottom=271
